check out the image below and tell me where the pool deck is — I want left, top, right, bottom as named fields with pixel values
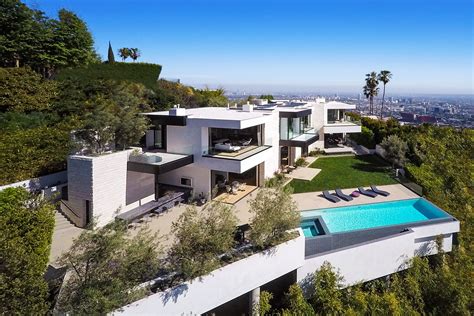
left=292, top=184, right=419, bottom=212
left=48, top=184, right=418, bottom=264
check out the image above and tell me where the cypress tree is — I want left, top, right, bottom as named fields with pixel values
left=108, top=41, right=115, bottom=63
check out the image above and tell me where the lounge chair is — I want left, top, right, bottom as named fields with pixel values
left=370, top=185, right=390, bottom=196
left=358, top=187, right=377, bottom=198
left=323, top=190, right=340, bottom=203
left=215, top=143, right=241, bottom=152
left=240, top=138, right=252, bottom=146
left=335, top=188, right=353, bottom=201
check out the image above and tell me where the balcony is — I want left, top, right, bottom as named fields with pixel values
left=279, top=128, right=319, bottom=147
left=199, top=144, right=272, bottom=173
left=324, top=116, right=361, bottom=134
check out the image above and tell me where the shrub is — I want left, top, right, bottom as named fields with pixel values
left=295, top=157, right=306, bottom=167
left=0, top=187, right=55, bottom=314
left=57, top=221, right=162, bottom=314
left=55, top=62, right=162, bottom=88
left=167, top=202, right=238, bottom=280
left=264, top=172, right=287, bottom=188
left=308, top=149, right=322, bottom=156
left=248, top=184, right=300, bottom=248
left=0, top=125, right=72, bottom=185
left=349, top=126, right=375, bottom=149
left=380, top=135, right=408, bottom=168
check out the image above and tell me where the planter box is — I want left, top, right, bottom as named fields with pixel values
left=116, top=231, right=305, bottom=315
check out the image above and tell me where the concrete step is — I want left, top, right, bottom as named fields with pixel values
left=54, top=211, right=76, bottom=232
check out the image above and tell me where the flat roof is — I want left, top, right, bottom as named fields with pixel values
left=144, top=107, right=269, bottom=121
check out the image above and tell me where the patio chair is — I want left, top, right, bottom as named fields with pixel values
left=323, top=190, right=340, bottom=203
left=335, top=188, right=353, bottom=201
left=358, top=187, right=377, bottom=198
left=370, top=185, right=390, bottom=196
left=241, top=138, right=252, bottom=146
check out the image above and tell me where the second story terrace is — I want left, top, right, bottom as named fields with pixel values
left=143, top=105, right=276, bottom=174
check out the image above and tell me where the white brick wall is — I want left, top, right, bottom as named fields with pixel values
left=67, top=150, right=130, bottom=228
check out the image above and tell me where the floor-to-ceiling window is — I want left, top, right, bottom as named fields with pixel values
left=153, top=124, right=166, bottom=149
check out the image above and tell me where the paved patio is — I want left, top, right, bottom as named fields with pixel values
left=287, top=166, right=321, bottom=181
left=214, top=185, right=258, bottom=204
left=292, top=184, right=419, bottom=211
left=49, top=183, right=418, bottom=263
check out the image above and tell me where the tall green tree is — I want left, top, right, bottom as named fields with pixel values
left=377, top=70, right=392, bottom=119
left=248, top=184, right=300, bottom=248
left=107, top=41, right=115, bottom=63
left=363, top=71, right=379, bottom=115
left=129, top=48, right=140, bottom=62
left=0, top=67, right=58, bottom=112
left=118, top=47, right=130, bottom=61
left=0, top=187, right=55, bottom=314
left=380, top=134, right=408, bottom=168
left=54, top=9, right=98, bottom=68
left=167, top=201, right=237, bottom=280
left=57, top=221, right=162, bottom=314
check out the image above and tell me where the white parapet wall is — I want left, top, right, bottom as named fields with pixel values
left=297, top=220, right=460, bottom=286
left=116, top=231, right=305, bottom=315
left=66, top=150, right=131, bottom=228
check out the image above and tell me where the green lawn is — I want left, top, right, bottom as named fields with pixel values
left=289, top=155, right=397, bottom=193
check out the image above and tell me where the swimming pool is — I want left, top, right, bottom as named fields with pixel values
left=300, top=198, right=450, bottom=236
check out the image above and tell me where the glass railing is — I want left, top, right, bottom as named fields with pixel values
left=326, top=117, right=361, bottom=125
left=202, top=139, right=272, bottom=161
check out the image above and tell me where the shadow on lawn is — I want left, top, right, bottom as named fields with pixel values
left=351, top=155, right=393, bottom=174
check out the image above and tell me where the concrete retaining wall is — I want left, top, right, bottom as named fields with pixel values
left=116, top=231, right=305, bottom=315
left=0, top=171, right=67, bottom=195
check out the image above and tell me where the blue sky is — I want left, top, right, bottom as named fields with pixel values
left=26, top=0, right=473, bottom=94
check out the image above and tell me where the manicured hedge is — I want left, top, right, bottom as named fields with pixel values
left=55, top=62, right=162, bottom=88
left=0, top=187, right=55, bottom=314
left=0, top=125, right=71, bottom=185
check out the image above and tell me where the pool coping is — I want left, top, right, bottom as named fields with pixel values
left=302, top=197, right=459, bottom=258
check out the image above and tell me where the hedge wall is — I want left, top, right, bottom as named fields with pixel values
left=55, top=62, right=162, bottom=88
left=0, top=187, right=55, bottom=314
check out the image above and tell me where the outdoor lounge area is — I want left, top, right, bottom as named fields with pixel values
left=205, top=126, right=271, bottom=159
left=212, top=167, right=260, bottom=204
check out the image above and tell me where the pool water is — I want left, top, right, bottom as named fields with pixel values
left=300, top=198, right=449, bottom=235
left=301, top=221, right=321, bottom=237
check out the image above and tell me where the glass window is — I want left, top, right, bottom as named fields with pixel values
left=302, top=115, right=312, bottom=132
left=327, top=109, right=338, bottom=122
left=154, top=125, right=165, bottom=149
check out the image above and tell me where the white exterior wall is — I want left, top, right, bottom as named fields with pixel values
left=298, top=231, right=416, bottom=286
left=66, top=150, right=130, bottom=228
left=166, top=125, right=202, bottom=155
left=297, top=220, right=459, bottom=286
left=91, top=151, right=129, bottom=227
left=263, top=112, right=281, bottom=178
left=66, top=156, right=93, bottom=227
left=0, top=170, right=67, bottom=192
left=116, top=231, right=305, bottom=315
left=323, top=124, right=361, bottom=134
left=158, top=164, right=211, bottom=199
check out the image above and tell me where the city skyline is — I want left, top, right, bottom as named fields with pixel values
left=26, top=0, right=474, bottom=94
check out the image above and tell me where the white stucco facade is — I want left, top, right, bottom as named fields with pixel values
left=116, top=231, right=305, bottom=315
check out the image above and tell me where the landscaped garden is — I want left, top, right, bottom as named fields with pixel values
left=289, top=155, right=397, bottom=193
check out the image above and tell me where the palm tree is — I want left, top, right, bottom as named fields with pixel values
left=118, top=48, right=130, bottom=62
left=129, top=48, right=140, bottom=62
left=363, top=72, right=379, bottom=115
left=377, top=70, right=392, bottom=119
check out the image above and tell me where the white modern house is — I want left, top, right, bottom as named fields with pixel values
left=61, top=99, right=360, bottom=227
left=56, top=100, right=461, bottom=315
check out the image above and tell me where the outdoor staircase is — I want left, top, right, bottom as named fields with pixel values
left=54, top=210, right=77, bottom=232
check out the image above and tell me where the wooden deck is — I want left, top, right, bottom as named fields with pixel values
left=214, top=185, right=258, bottom=204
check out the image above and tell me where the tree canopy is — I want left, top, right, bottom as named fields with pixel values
left=0, top=1, right=98, bottom=75
left=0, top=187, right=55, bottom=314
left=57, top=221, right=162, bottom=314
